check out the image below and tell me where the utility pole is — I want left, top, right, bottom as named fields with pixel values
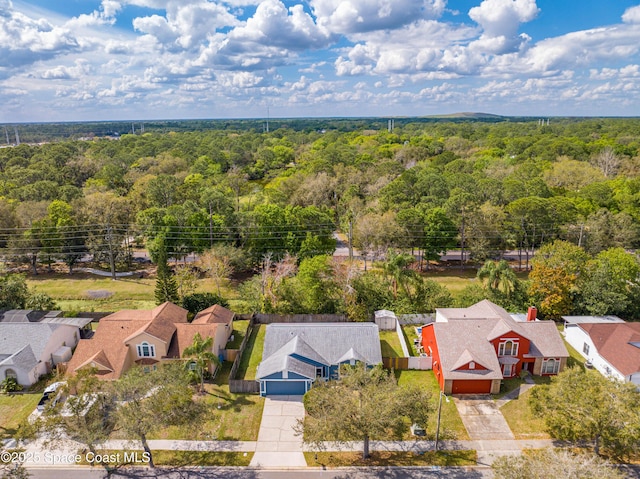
left=4, top=126, right=9, bottom=145
left=106, top=225, right=116, bottom=280
left=14, top=127, right=20, bottom=145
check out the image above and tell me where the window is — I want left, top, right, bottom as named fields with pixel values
left=542, top=358, right=559, bottom=374
left=136, top=341, right=155, bottom=358
left=469, top=361, right=475, bottom=370
left=316, top=367, right=324, bottom=378
left=4, top=369, right=17, bottom=380
left=498, top=340, right=518, bottom=356
left=188, top=362, right=197, bottom=371
left=583, top=343, right=590, bottom=355
left=503, top=364, right=513, bottom=377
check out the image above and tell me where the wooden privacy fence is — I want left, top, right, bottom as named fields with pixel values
left=383, top=357, right=409, bottom=369
left=228, top=317, right=258, bottom=394
left=255, top=313, right=349, bottom=324
left=229, top=379, right=260, bottom=393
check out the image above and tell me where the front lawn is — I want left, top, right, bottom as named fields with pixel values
left=0, top=393, right=40, bottom=440
left=147, top=362, right=264, bottom=441
left=395, top=370, right=469, bottom=441
left=499, top=388, right=549, bottom=440
left=304, top=450, right=476, bottom=467
left=78, top=450, right=253, bottom=467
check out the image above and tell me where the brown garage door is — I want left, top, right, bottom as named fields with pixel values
left=452, top=379, right=492, bottom=394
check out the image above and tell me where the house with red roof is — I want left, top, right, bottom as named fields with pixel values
left=564, top=316, right=640, bottom=386
left=421, top=300, right=569, bottom=395
left=66, top=302, right=234, bottom=380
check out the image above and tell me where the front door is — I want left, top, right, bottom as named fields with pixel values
left=503, top=363, right=513, bottom=377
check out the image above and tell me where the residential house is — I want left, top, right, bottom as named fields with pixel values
left=66, top=302, right=234, bottom=380
left=563, top=316, right=640, bottom=386
left=421, top=300, right=569, bottom=395
left=0, top=310, right=91, bottom=386
left=256, top=323, right=382, bottom=396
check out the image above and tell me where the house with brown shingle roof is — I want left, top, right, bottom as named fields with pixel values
left=564, top=319, right=640, bottom=386
left=66, top=302, right=234, bottom=380
left=421, top=300, right=569, bottom=395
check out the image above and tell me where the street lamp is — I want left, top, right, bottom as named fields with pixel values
left=434, top=390, right=450, bottom=451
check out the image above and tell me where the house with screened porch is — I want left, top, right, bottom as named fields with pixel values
left=421, top=300, right=568, bottom=395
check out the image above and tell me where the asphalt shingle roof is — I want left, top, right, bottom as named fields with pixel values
left=257, top=323, right=382, bottom=380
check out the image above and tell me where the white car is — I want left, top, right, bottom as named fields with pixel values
left=36, top=382, right=66, bottom=411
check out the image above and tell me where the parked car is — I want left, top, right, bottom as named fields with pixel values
left=36, top=382, right=65, bottom=411
left=411, top=423, right=426, bottom=437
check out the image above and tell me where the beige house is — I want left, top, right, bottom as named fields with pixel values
left=66, top=302, right=234, bottom=380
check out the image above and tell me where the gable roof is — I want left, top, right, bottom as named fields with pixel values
left=167, top=323, right=220, bottom=359
left=192, top=304, right=234, bottom=325
left=0, top=323, right=69, bottom=372
left=432, top=300, right=568, bottom=381
left=257, top=323, right=382, bottom=380
left=67, top=302, right=186, bottom=380
left=580, top=322, right=640, bottom=376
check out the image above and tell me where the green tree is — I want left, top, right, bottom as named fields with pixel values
left=492, top=449, right=625, bottom=479
left=181, top=292, right=229, bottom=316
left=530, top=367, right=640, bottom=458
left=39, top=369, right=116, bottom=469
left=382, top=249, right=417, bottom=299
left=422, top=207, right=458, bottom=268
left=154, top=236, right=179, bottom=305
left=528, top=240, right=589, bottom=319
left=0, top=273, right=29, bottom=309
left=577, top=247, right=640, bottom=317
left=478, top=260, right=518, bottom=297
left=115, top=364, right=205, bottom=469
left=298, top=364, right=432, bottom=459
left=182, top=332, right=220, bottom=394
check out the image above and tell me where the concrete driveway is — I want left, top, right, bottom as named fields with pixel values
left=249, top=395, right=307, bottom=467
left=454, top=395, right=515, bottom=440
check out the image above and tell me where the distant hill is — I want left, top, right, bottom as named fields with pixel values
left=426, top=112, right=505, bottom=119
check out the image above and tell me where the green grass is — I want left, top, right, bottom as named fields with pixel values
left=401, top=324, right=421, bottom=356
left=27, top=273, right=157, bottom=312
left=395, top=370, right=469, bottom=441
left=499, top=387, right=550, bottom=440
left=304, top=450, right=476, bottom=467
left=144, top=362, right=264, bottom=441
left=564, top=340, right=587, bottom=369
left=236, top=324, right=265, bottom=380
left=227, top=319, right=251, bottom=349
left=0, top=394, right=40, bottom=440
left=379, top=330, right=404, bottom=358
left=77, top=450, right=253, bottom=467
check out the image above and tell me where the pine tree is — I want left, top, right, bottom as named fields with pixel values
left=154, top=236, right=178, bottom=305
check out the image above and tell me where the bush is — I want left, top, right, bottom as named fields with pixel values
left=1, top=377, right=22, bottom=393
left=181, top=292, right=229, bottom=316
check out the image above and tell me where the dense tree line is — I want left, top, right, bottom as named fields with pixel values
left=1, top=118, right=640, bottom=316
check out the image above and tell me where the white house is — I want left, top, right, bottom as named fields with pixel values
left=564, top=316, right=640, bottom=386
left=0, top=323, right=82, bottom=386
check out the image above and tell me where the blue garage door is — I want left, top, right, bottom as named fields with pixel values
left=265, top=380, right=307, bottom=396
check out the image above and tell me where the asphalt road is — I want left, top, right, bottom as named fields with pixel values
left=27, top=466, right=493, bottom=479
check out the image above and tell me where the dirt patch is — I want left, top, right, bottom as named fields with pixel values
left=86, top=290, right=114, bottom=299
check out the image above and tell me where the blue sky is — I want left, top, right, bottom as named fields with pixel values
left=2, top=0, right=640, bottom=122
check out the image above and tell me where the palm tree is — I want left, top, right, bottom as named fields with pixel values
left=477, top=260, right=517, bottom=296
left=383, top=250, right=418, bottom=299
left=183, top=333, right=220, bottom=393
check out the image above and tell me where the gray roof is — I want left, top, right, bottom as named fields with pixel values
left=562, top=315, right=625, bottom=325
left=0, top=323, right=67, bottom=371
left=40, top=317, right=93, bottom=328
left=257, top=323, right=382, bottom=380
left=0, top=310, right=63, bottom=323
left=433, top=300, right=568, bottom=381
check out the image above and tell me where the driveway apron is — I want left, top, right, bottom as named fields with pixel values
left=249, top=395, right=307, bottom=467
left=454, top=395, right=515, bottom=440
